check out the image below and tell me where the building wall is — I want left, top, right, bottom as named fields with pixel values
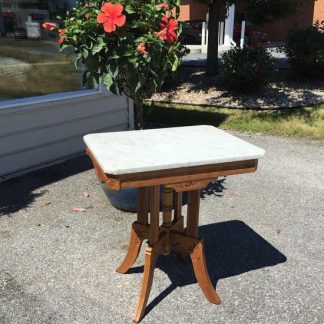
left=179, top=0, right=208, bottom=21
left=179, top=0, right=324, bottom=41
left=314, top=0, right=324, bottom=23
left=179, top=1, right=190, bottom=21
left=0, top=89, right=132, bottom=180
left=257, top=2, right=316, bottom=41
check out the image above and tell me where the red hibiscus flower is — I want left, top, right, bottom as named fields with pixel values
left=97, top=3, right=126, bottom=33
left=136, top=42, right=148, bottom=55
left=58, top=29, right=65, bottom=45
left=42, top=22, right=57, bottom=31
left=155, top=16, right=178, bottom=44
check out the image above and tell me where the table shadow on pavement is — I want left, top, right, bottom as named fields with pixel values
left=128, top=220, right=287, bottom=318
left=0, top=154, right=227, bottom=217
left=0, top=155, right=92, bottom=216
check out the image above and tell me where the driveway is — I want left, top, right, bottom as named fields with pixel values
left=0, top=132, right=323, bottom=323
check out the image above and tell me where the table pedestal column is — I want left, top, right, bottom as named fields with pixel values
left=116, top=183, right=221, bottom=323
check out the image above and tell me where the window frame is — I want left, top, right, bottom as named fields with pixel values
left=0, top=83, right=107, bottom=111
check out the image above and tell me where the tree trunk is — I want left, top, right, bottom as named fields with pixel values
left=133, top=97, right=144, bottom=130
left=207, top=1, right=220, bottom=76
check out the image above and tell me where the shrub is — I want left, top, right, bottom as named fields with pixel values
left=222, top=45, right=275, bottom=90
left=43, top=0, right=187, bottom=129
left=284, top=22, right=324, bottom=78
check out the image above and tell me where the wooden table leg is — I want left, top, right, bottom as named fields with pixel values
left=133, top=247, right=158, bottom=323
left=116, top=188, right=148, bottom=274
left=133, top=185, right=160, bottom=323
left=118, top=183, right=220, bottom=322
left=191, top=241, right=221, bottom=304
left=116, top=226, right=143, bottom=274
left=186, top=190, right=200, bottom=238
left=185, top=188, right=221, bottom=304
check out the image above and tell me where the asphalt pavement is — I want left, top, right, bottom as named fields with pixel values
left=0, top=132, right=323, bottom=324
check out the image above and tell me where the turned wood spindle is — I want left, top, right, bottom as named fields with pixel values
left=162, top=186, right=173, bottom=227
left=173, top=191, right=182, bottom=221
left=149, top=185, right=160, bottom=246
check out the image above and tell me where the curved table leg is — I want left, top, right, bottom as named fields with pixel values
left=190, top=241, right=221, bottom=304
left=116, top=227, right=143, bottom=274
left=133, top=246, right=158, bottom=323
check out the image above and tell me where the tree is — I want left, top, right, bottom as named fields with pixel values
left=46, top=0, right=187, bottom=130
left=198, top=0, right=311, bottom=75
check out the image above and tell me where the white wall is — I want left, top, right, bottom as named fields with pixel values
left=0, top=87, right=133, bottom=180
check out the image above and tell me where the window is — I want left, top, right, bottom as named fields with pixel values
left=0, top=0, right=91, bottom=101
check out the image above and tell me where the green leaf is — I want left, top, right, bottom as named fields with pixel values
left=78, top=7, right=88, bottom=16
left=123, top=48, right=134, bottom=57
left=131, top=21, right=149, bottom=28
left=92, top=43, right=105, bottom=54
left=125, top=5, right=136, bottom=14
left=172, top=57, right=180, bottom=71
left=135, top=36, right=145, bottom=43
left=135, top=82, right=141, bottom=93
left=82, top=48, right=89, bottom=59
left=149, top=68, right=158, bottom=78
left=97, top=36, right=104, bottom=43
left=59, top=44, right=70, bottom=52
left=103, top=73, right=113, bottom=89
left=110, top=64, right=119, bottom=78
left=75, top=53, right=82, bottom=69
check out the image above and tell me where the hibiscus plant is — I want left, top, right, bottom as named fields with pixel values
left=43, top=0, right=187, bottom=129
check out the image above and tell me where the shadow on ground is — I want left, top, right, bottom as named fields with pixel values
left=154, top=66, right=324, bottom=109
left=0, top=155, right=92, bottom=216
left=201, top=179, right=226, bottom=198
left=0, top=150, right=227, bottom=216
left=144, top=104, right=229, bottom=128
left=128, top=220, right=287, bottom=319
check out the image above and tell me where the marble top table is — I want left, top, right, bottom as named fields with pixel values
left=84, top=125, right=265, bottom=175
left=84, top=126, right=265, bottom=323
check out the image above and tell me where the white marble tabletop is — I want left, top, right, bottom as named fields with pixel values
left=83, top=126, right=265, bottom=175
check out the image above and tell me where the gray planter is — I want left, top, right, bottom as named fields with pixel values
left=101, top=184, right=188, bottom=213
left=101, top=184, right=138, bottom=212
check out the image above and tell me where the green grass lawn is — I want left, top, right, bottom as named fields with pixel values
left=144, top=102, right=324, bottom=139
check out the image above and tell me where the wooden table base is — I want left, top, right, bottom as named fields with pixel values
left=116, top=185, right=221, bottom=323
